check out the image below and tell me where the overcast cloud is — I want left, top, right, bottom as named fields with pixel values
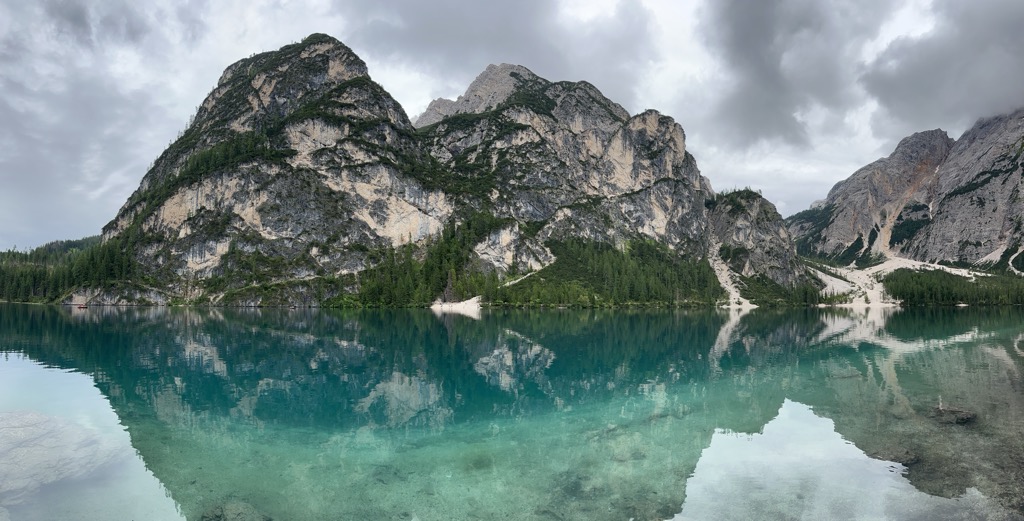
left=861, top=0, right=1024, bottom=138
left=2, top=0, right=1023, bottom=250
left=699, top=0, right=894, bottom=147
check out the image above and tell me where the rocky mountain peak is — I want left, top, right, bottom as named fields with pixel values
left=903, top=107, right=1024, bottom=262
left=933, top=108, right=1024, bottom=197
left=887, top=129, right=954, bottom=166
left=196, top=33, right=371, bottom=134
left=103, top=33, right=428, bottom=290
left=789, top=128, right=953, bottom=261
left=827, top=129, right=951, bottom=197
left=414, top=63, right=544, bottom=127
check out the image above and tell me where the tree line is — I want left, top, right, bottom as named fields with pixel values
left=3, top=217, right=833, bottom=308
left=0, top=237, right=135, bottom=302
left=495, top=239, right=724, bottom=307
left=354, top=212, right=506, bottom=307
left=350, top=220, right=730, bottom=308
left=882, top=268, right=1024, bottom=306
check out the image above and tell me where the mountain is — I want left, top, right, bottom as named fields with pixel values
left=907, top=108, right=1024, bottom=264
left=88, top=34, right=807, bottom=306
left=788, top=108, right=1024, bottom=268
left=786, top=130, right=954, bottom=262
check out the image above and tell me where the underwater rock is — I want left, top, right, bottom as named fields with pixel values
left=201, top=500, right=271, bottom=521
left=931, top=405, right=977, bottom=425
left=867, top=446, right=919, bottom=466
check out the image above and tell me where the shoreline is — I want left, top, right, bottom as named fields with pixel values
left=430, top=296, right=482, bottom=319
left=40, top=300, right=1020, bottom=310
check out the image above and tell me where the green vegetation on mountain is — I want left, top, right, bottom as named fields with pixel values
left=497, top=239, right=724, bottom=307
left=736, top=274, right=826, bottom=307
left=351, top=212, right=507, bottom=307
left=787, top=204, right=835, bottom=256
left=0, top=237, right=136, bottom=302
left=882, top=269, right=1024, bottom=305
left=327, top=219, right=728, bottom=308
left=502, top=72, right=556, bottom=116
left=705, top=188, right=765, bottom=216
left=889, top=205, right=931, bottom=247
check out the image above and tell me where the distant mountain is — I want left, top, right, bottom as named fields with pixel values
left=76, top=34, right=808, bottom=306
left=788, top=109, right=1024, bottom=270
left=786, top=130, right=954, bottom=263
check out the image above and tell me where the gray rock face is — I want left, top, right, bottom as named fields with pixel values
left=708, top=190, right=804, bottom=286
left=103, top=34, right=451, bottom=304
left=789, top=108, right=1024, bottom=266
left=413, top=64, right=548, bottom=127
left=787, top=130, right=954, bottom=259
left=100, top=34, right=807, bottom=304
left=420, top=70, right=710, bottom=259
left=905, top=108, right=1024, bottom=262
left=419, top=65, right=804, bottom=286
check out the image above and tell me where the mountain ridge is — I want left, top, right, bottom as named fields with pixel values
left=788, top=107, right=1024, bottom=270
left=6, top=33, right=812, bottom=307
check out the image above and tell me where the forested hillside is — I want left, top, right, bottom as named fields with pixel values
left=0, top=237, right=135, bottom=302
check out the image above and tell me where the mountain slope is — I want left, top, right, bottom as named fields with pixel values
left=788, top=108, right=1024, bottom=269
left=416, top=64, right=713, bottom=268
left=101, top=34, right=450, bottom=303
left=85, top=34, right=809, bottom=306
left=906, top=108, right=1024, bottom=263
left=416, top=64, right=806, bottom=292
left=786, top=130, right=953, bottom=261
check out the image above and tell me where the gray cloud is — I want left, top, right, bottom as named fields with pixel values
left=698, top=0, right=894, bottom=147
left=0, top=67, right=172, bottom=249
left=42, top=0, right=94, bottom=46
left=861, top=0, right=1024, bottom=140
left=555, top=2, right=654, bottom=104
left=39, top=0, right=151, bottom=47
left=173, top=2, right=207, bottom=45
left=5, top=0, right=1024, bottom=248
left=333, top=0, right=656, bottom=114
left=1, top=0, right=662, bottom=251
left=0, top=1, right=201, bottom=249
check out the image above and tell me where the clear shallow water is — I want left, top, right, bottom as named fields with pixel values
left=1, top=305, right=1024, bottom=520
left=0, top=353, right=183, bottom=521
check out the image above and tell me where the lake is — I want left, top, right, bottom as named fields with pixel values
left=1, top=303, right=1023, bottom=520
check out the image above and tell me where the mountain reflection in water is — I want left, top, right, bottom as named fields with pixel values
left=1, top=304, right=1023, bottom=520
left=676, top=399, right=1006, bottom=520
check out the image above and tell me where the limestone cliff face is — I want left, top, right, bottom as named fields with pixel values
left=786, top=130, right=954, bottom=260
left=707, top=191, right=804, bottom=286
left=102, top=35, right=806, bottom=304
left=789, top=108, right=1024, bottom=267
left=103, top=34, right=452, bottom=302
left=419, top=66, right=710, bottom=263
left=905, top=109, right=1024, bottom=263
left=416, top=64, right=803, bottom=287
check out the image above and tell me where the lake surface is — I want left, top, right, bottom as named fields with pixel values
left=2, top=304, right=1024, bottom=520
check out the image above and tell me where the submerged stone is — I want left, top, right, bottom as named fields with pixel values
left=201, top=500, right=271, bottom=521
left=868, top=446, right=920, bottom=466
left=931, top=405, right=977, bottom=425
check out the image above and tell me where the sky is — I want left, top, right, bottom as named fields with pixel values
left=3, top=0, right=1024, bottom=251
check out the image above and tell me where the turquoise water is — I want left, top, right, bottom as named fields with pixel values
left=2, top=304, right=1024, bottom=520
